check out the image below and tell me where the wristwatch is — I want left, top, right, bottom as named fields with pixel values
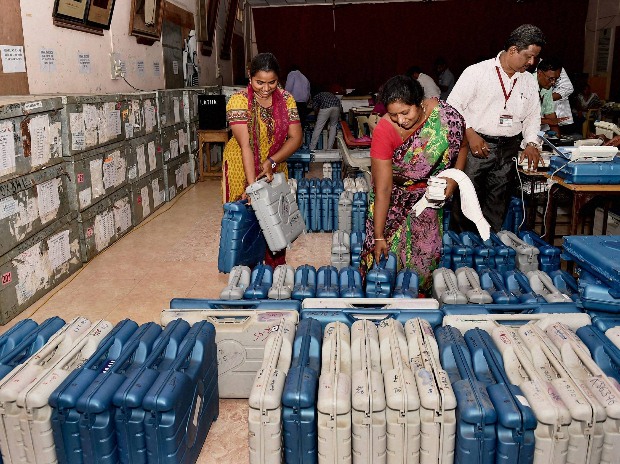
left=267, top=157, right=277, bottom=169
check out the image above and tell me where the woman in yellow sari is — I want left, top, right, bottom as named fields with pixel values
left=222, top=52, right=303, bottom=266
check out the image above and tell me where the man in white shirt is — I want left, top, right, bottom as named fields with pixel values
left=447, top=24, right=545, bottom=232
left=407, top=66, right=441, bottom=99
left=436, top=58, right=455, bottom=100
left=552, top=67, right=574, bottom=128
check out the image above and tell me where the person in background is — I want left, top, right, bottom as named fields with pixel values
left=359, top=75, right=467, bottom=293
left=308, top=90, right=342, bottom=150
left=447, top=24, right=545, bottom=232
left=536, top=59, right=567, bottom=136
left=573, top=83, right=602, bottom=124
left=222, top=52, right=303, bottom=266
left=435, top=57, right=455, bottom=100
left=551, top=67, right=574, bottom=130
left=285, top=64, right=311, bottom=128
left=407, top=66, right=441, bottom=99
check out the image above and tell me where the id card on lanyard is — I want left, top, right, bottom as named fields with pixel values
left=496, top=66, right=516, bottom=127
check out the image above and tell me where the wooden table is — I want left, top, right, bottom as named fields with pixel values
left=543, top=174, right=620, bottom=242
left=197, top=129, right=230, bottom=180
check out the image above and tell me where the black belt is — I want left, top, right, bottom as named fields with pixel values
left=479, top=133, right=520, bottom=144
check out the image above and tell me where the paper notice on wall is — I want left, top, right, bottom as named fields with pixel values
left=14, top=197, right=39, bottom=232
left=176, top=166, right=184, bottom=189
left=152, top=178, right=161, bottom=208
left=114, top=198, right=132, bottom=234
left=79, top=187, right=92, bottom=209
left=0, top=197, right=18, bottom=220
left=172, top=60, right=179, bottom=75
left=144, top=102, right=156, bottom=133
left=1, top=45, right=26, bottom=73
left=125, top=122, right=134, bottom=139
left=141, top=185, right=150, bottom=218
left=39, top=48, right=56, bottom=72
left=47, top=229, right=71, bottom=270
left=178, top=129, right=186, bottom=153
left=14, top=242, right=48, bottom=305
left=102, top=150, right=125, bottom=189
left=94, top=210, right=115, bottom=251
left=153, top=61, right=161, bottom=76
left=36, top=178, right=61, bottom=223
left=82, top=104, right=99, bottom=148
left=135, top=144, right=145, bottom=178
left=29, top=114, right=51, bottom=167
left=78, top=52, right=91, bottom=74
left=90, top=158, right=104, bottom=198
left=170, top=139, right=179, bottom=160
left=173, top=98, right=181, bottom=123
left=69, top=113, right=85, bottom=151
left=107, top=107, right=121, bottom=140
left=0, top=122, right=16, bottom=176
left=147, top=141, right=156, bottom=171
left=137, top=60, right=145, bottom=76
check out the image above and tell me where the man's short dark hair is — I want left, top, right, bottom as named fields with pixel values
left=537, top=58, right=562, bottom=72
left=505, top=24, right=546, bottom=52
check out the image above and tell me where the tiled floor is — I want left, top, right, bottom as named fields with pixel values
left=2, top=173, right=332, bottom=463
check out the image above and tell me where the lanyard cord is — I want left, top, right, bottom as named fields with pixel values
left=495, top=66, right=517, bottom=110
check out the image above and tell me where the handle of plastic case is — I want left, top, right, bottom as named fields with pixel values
left=345, top=311, right=392, bottom=322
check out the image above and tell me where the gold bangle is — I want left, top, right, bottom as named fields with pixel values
left=374, top=238, right=386, bottom=241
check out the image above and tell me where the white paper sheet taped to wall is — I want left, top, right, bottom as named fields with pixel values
left=147, top=141, right=156, bottom=171
left=141, top=185, right=150, bottom=218
left=0, top=122, right=16, bottom=177
left=28, top=114, right=51, bottom=167
left=137, top=144, right=147, bottom=177
left=114, top=198, right=132, bottom=234
left=47, top=229, right=71, bottom=270
left=36, top=178, right=61, bottom=224
left=69, top=113, right=85, bottom=151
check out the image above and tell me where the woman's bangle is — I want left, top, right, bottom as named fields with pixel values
left=374, top=238, right=386, bottom=242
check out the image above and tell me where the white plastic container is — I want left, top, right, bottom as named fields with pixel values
left=455, top=267, right=493, bottom=304
left=497, top=230, right=540, bottom=273
left=544, top=322, right=620, bottom=464
left=377, top=319, right=420, bottom=464
left=246, top=173, right=306, bottom=252
left=248, top=319, right=296, bottom=464
left=331, top=230, right=351, bottom=271
left=318, top=322, right=352, bottom=464
left=220, top=265, right=251, bottom=300
left=0, top=317, right=93, bottom=463
left=160, top=309, right=298, bottom=398
left=17, top=320, right=113, bottom=464
left=607, top=326, right=620, bottom=350
left=526, top=270, right=572, bottom=303
left=404, top=318, right=457, bottom=464
left=351, top=320, right=387, bottom=463
left=268, top=265, right=295, bottom=300
left=432, top=268, right=468, bottom=305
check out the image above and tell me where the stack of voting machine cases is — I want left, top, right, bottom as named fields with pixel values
left=249, top=319, right=296, bottom=464
left=0, top=317, right=218, bottom=464
left=441, top=312, right=616, bottom=464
